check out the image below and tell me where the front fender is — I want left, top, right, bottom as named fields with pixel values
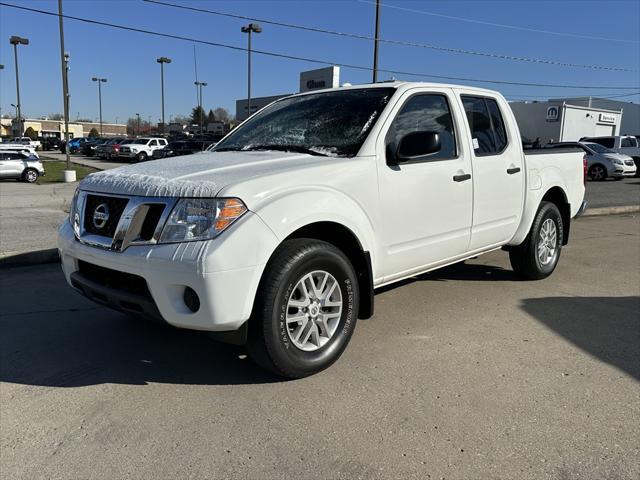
left=253, top=186, right=378, bottom=270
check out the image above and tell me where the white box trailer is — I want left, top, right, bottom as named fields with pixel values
left=510, top=101, right=622, bottom=144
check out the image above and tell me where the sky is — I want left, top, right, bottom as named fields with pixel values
left=0, top=0, right=638, bottom=125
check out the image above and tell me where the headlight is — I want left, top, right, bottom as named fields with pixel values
left=611, top=158, right=623, bottom=165
left=159, top=198, right=247, bottom=243
left=69, top=188, right=81, bottom=235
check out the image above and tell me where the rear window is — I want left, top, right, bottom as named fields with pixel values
left=621, top=137, right=638, bottom=148
left=588, top=137, right=615, bottom=149
left=585, top=143, right=613, bottom=154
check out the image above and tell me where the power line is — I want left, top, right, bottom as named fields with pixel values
left=1, top=1, right=638, bottom=92
left=359, top=0, right=640, bottom=44
left=505, top=91, right=640, bottom=101
left=144, top=0, right=636, bottom=72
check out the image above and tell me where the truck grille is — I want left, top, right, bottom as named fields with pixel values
left=75, top=192, right=177, bottom=252
left=84, top=194, right=129, bottom=237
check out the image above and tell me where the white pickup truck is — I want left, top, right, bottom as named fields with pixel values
left=6, top=136, right=41, bottom=151
left=58, top=82, right=586, bottom=378
left=117, top=137, right=168, bottom=162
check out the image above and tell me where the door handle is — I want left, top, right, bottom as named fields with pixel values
left=453, top=173, right=471, bottom=182
left=507, top=167, right=521, bottom=175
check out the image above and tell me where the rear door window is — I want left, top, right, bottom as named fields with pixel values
left=461, top=95, right=509, bottom=156
left=621, top=137, right=637, bottom=148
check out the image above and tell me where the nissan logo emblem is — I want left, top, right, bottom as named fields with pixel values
left=92, top=203, right=110, bottom=229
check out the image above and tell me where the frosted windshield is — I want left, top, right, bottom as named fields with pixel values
left=214, top=88, right=396, bottom=157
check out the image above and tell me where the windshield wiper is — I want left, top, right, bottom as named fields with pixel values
left=213, top=146, right=243, bottom=152
left=243, top=144, right=329, bottom=156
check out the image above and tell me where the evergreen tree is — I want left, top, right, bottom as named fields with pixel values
left=23, top=127, right=38, bottom=140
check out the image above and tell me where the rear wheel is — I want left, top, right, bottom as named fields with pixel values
left=22, top=168, right=38, bottom=183
left=509, top=202, right=563, bottom=280
left=588, top=164, right=607, bottom=181
left=247, top=239, right=359, bottom=378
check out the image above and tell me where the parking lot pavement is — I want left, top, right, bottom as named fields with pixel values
left=1, top=214, right=638, bottom=479
left=585, top=177, right=640, bottom=208
left=0, top=181, right=75, bottom=257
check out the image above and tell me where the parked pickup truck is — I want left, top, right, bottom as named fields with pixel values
left=58, top=82, right=586, bottom=378
left=7, top=136, right=41, bottom=150
left=118, top=137, right=168, bottom=162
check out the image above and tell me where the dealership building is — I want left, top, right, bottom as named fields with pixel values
left=510, top=100, right=623, bottom=144
left=4, top=118, right=127, bottom=138
left=235, top=66, right=341, bottom=121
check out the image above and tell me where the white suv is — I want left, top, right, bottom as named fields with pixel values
left=118, top=137, right=168, bottom=162
left=0, top=151, right=45, bottom=183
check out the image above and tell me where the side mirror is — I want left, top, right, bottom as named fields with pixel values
left=395, top=131, right=442, bottom=163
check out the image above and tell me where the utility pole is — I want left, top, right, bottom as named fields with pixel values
left=9, top=35, right=29, bottom=137
left=0, top=65, right=4, bottom=119
left=91, top=77, right=107, bottom=136
left=156, top=56, right=171, bottom=134
left=372, top=0, right=381, bottom=83
left=241, top=23, right=262, bottom=120
left=135, top=112, right=141, bottom=137
left=57, top=0, right=72, bottom=170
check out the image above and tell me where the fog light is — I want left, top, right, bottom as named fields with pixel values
left=183, top=287, right=200, bottom=313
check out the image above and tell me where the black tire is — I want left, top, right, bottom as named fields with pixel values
left=22, top=168, right=39, bottom=183
left=588, top=164, right=607, bottom=181
left=247, top=239, right=359, bottom=378
left=509, top=201, right=563, bottom=280
left=137, top=152, right=148, bottom=162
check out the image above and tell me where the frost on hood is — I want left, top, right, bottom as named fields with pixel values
left=80, top=171, right=219, bottom=198
left=77, top=150, right=336, bottom=198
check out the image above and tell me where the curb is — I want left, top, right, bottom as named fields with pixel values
left=581, top=205, right=640, bottom=217
left=0, top=248, right=60, bottom=270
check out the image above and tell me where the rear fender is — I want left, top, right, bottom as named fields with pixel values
left=509, top=166, right=568, bottom=246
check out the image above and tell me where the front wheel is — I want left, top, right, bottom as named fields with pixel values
left=22, top=168, right=39, bottom=183
left=509, top=201, right=563, bottom=280
left=137, top=152, right=148, bottom=162
left=247, top=239, right=359, bottom=378
left=588, top=164, right=607, bottom=181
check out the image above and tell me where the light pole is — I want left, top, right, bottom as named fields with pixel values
left=156, top=57, right=171, bottom=134
left=9, top=35, right=29, bottom=137
left=91, top=77, right=107, bottom=136
left=135, top=112, right=141, bottom=137
left=58, top=0, right=72, bottom=171
left=241, top=23, right=261, bottom=120
left=372, top=0, right=381, bottom=83
left=194, top=81, right=207, bottom=135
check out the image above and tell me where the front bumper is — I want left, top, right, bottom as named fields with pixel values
left=609, top=164, right=637, bottom=177
left=57, top=211, right=279, bottom=332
